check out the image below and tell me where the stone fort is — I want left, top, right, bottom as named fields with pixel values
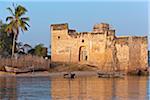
left=51, top=23, right=148, bottom=71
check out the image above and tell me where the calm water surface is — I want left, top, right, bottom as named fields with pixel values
left=0, top=76, right=149, bottom=100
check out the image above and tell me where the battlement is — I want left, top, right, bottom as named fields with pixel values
left=50, top=23, right=147, bottom=42
left=116, top=36, right=148, bottom=45
left=51, top=23, right=68, bottom=30
left=93, top=23, right=110, bottom=33
left=51, top=23, right=112, bottom=33
left=117, top=36, right=147, bottom=41
left=50, top=23, right=116, bottom=39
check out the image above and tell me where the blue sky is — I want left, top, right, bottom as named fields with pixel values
left=0, top=0, right=149, bottom=51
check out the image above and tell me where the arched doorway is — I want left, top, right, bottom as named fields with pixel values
left=79, top=46, right=88, bottom=62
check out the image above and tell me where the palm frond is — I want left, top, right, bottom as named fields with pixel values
left=19, top=19, right=30, bottom=32
left=5, top=23, right=13, bottom=33
left=15, top=5, right=27, bottom=17
left=6, top=16, right=14, bottom=22
left=22, top=26, right=28, bottom=31
left=21, top=17, right=30, bottom=22
left=18, top=5, right=27, bottom=12
left=23, top=21, right=30, bottom=27
left=20, top=26, right=28, bottom=32
left=7, top=7, right=15, bottom=16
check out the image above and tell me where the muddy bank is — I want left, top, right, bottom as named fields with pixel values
left=0, top=71, right=97, bottom=77
left=0, top=62, right=149, bottom=77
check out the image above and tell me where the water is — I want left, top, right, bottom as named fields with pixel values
left=0, top=76, right=149, bottom=100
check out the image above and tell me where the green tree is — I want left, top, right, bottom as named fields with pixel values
left=34, top=44, right=47, bottom=57
left=0, top=20, right=12, bottom=56
left=28, top=44, right=47, bottom=57
left=5, top=4, right=30, bottom=57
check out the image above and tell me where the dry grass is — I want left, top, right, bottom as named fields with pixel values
left=0, top=55, right=50, bottom=71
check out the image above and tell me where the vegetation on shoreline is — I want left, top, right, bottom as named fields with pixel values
left=0, top=21, right=12, bottom=56
left=0, top=4, right=48, bottom=58
left=0, top=4, right=49, bottom=75
left=5, top=4, right=30, bottom=57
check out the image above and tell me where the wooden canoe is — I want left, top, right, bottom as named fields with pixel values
left=4, top=66, right=31, bottom=73
left=97, top=71, right=125, bottom=78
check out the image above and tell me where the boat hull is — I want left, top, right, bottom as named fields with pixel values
left=4, top=66, right=30, bottom=73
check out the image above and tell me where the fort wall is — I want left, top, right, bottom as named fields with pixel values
left=51, top=23, right=148, bottom=71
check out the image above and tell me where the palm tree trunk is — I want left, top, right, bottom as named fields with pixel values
left=12, top=33, right=16, bottom=57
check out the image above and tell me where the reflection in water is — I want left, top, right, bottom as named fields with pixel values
left=16, top=77, right=51, bottom=100
left=51, top=76, right=149, bottom=100
left=148, top=77, right=150, bottom=99
left=0, top=77, right=17, bottom=100
left=0, top=76, right=149, bottom=100
left=0, top=76, right=51, bottom=100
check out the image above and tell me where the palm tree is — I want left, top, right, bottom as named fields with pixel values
left=5, top=4, right=30, bottom=57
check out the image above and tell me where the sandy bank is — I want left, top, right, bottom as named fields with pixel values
left=0, top=71, right=98, bottom=77
left=0, top=71, right=16, bottom=76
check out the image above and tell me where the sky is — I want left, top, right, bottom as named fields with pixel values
left=0, top=0, right=149, bottom=52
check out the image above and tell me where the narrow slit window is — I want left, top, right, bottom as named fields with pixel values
left=82, top=39, right=84, bottom=43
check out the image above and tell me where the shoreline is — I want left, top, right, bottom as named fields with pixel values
left=0, top=71, right=149, bottom=78
left=0, top=71, right=98, bottom=77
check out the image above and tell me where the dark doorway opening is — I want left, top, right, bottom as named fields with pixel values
left=79, top=46, right=88, bottom=61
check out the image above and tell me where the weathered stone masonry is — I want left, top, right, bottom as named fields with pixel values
left=51, top=23, right=148, bottom=71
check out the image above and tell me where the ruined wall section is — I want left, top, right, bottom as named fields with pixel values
left=51, top=23, right=117, bottom=70
left=88, top=32, right=107, bottom=67
left=102, top=30, right=117, bottom=71
left=68, top=31, right=107, bottom=65
left=51, top=23, right=72, bottom=62
left=68, top=32, right=91, bottom=63
left=51, top=23, right=148, bottom=72
left=128, top=36, right=148, bottom=70
left=51, top=23, right=109, bottom=65
left=115, top=36, right=148, bottom=71
left=87, top=23, right=116, bottom=70
left=129, top=37, right=141, bottom=70
left=116, top=37, right=129, bottom=71
left=140, top=37, right=148, bottom=69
